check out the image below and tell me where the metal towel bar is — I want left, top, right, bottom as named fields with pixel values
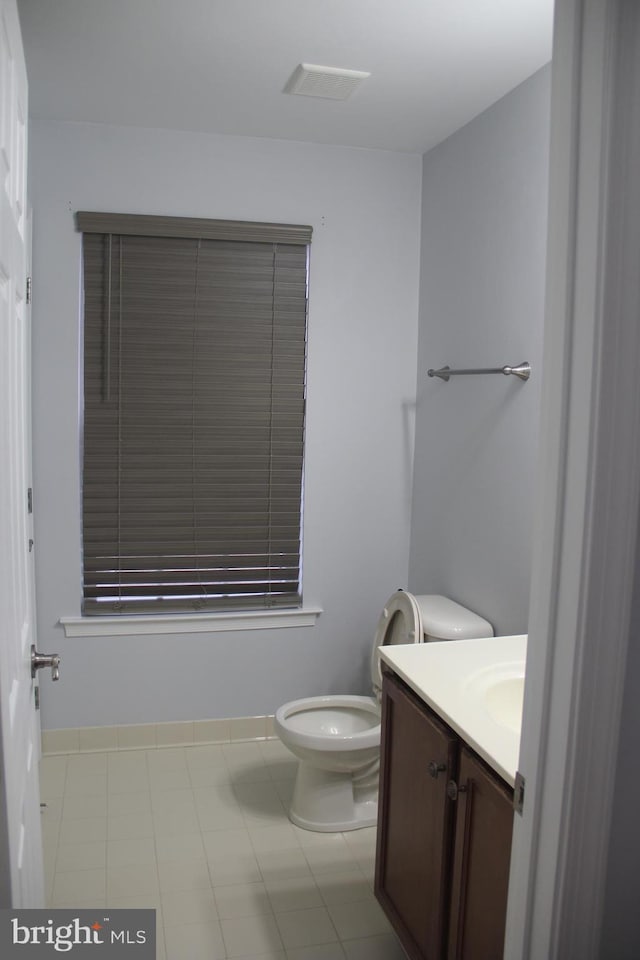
left=427, top=361, right=531, bottom=383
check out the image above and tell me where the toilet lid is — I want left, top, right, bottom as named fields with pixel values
left=370, top=590, right=423, bottom=694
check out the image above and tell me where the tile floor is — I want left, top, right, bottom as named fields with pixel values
left=40, top=738, right=407, bottom=960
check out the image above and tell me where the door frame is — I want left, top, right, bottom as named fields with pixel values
left=4, top=0, right=639, bottom=939
left=506, top=0, right=640, bottom=956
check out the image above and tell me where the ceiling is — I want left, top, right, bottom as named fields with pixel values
left=17, top=0, right=554, bottom=155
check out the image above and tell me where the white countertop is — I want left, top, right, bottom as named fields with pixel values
left=379, top=634, right=527, bottom=786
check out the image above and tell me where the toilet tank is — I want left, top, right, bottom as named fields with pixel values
left=414, top=595, right=493, bottom=641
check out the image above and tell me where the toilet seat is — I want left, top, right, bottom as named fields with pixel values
left=370, top=589, right=424, bottom=697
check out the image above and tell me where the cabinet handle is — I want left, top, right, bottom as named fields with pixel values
left=447, top=779, right=468, bottom=801
left=428, top=761, right=446, bottom=779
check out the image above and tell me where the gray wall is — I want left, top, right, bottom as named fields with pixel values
left=30, top=121, right=422, bottom=730
left=409, top=67, right=551, bottom=635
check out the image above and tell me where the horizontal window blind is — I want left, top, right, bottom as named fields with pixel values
left=78, top=212, right=311, bottom=615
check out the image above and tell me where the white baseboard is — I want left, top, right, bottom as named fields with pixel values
left=41, top=714, right=277, bottom=755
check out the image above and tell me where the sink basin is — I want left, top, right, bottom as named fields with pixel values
left=463, top=661, right=525, bottom=734
left=483, top=675, right=524, bottom=733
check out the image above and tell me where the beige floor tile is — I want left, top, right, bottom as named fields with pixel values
left=220, top=913, right=284, bottom=957
left=51, top=897, right=108, bottom=909
left=196, top=801, right=246, bottom=832
left=40, top=796, right=63, bottom=821
left=275, top=906, right=338, bottom=949
left=107, top=791, right=152, bottom=816
left=51, top=868, right=106, bottom=905
left=66, top=754, right=108, bottom=775
left=207, top=851, right=263, bottom=886
left=107, top=862, right=160, bottom=899
left=274, top=779, right=295, bottom=808
left=155, top=832, right=206, bottom=864
left=286, top=945, right=347, bottom=960
left=193, top=785, right=246, bottom=831
left=151, top=787, right=196, bottom=814
left=148, top=768, right=192, bottom=791
left=234, top=784, right=288, bottom=828
left=326, top=898, right=391, bottom=940
left=255, top=847, right=312, bottom=882
left=107, top=811, right=155, bottom=840
left=185, top=743, right=227, bottom=768
left=249, top=823, right=300, bottom=854
left=41, top=809, right=62, bottom=847
left=266, top=759, right=299, bottom=782
left=203, top=827, right=253, bottom=859
left=153, top=803, right=201, bottom=837
left=302, top=837, right=360, bottom=876
left=222, top=742, right=265, bottom=764
left=194, top=783, right=241, bottom=810
left=107, top=769, right=150, bottom=793
left=64, top=773, right=108, bottom=797
left=213, top=880, right=272, bottom=919
left=40, top=756, right=68, bottom=797
left=164, top=920, right=226, bottom=960
left=161, top=887, right=218, bottom=926
left=341, top=933, right=406, bottom=960
left=257, top=739, right=295, bottom=763
left=56, top=841, right=106, bottom=872
left=313, top=868, right=373, bottom=906
left=107, top=755, right=149, bottom=793
left=58, top=816, right=107, bottom=845
left=223, top=743, right=271, bottom=784
left=107, top=836, right=157, bottom=867
left=354, top=853, right=376, bottom=884
left=265, top=875, right=324, bottom=913
left=146, top=747, right=188, bottom=768
left=188, top=764, right=233, bottom=787
left=62, top=794, right=108, bottom=819
left=157, top=858, right=213, bottom=894
left=107, top=893, right=163, bottom=914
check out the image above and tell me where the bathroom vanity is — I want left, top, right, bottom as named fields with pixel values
left=374, top=635, right=526, bottom=960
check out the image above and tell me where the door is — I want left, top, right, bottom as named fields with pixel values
left=447, top=748, right=513, bottom=960
left=375, top=671, right=458, bottom=960
left=0, top=0, right=44, bottom=907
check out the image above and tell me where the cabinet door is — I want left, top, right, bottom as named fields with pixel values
left=375, top=672, right=458, bottom=960
left=447, top=748, right=514, bottom=960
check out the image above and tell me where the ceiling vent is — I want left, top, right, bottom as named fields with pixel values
left=284, top=63, right=371, bottom=101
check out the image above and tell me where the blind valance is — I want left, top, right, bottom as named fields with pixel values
left=76, top=212, right=313, bottom=246
left=79, top=214, right=311, bottom=615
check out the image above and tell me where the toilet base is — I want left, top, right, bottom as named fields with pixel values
left=288, top=759, right=378, bottom=832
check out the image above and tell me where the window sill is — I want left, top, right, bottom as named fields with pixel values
left=59, top=606, right=323, bottom=638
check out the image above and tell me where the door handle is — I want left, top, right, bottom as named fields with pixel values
left=428, top=760, right=446, bottom=779
left=30, top=645, right=61, bottom=681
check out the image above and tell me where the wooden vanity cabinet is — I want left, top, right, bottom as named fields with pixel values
left=375, top=668, right=514, bottom=960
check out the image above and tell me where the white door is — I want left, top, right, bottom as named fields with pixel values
left=0, top=0, right=44, bottom=908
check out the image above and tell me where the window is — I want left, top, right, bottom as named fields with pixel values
left=77, top=212, right=311, bottom=616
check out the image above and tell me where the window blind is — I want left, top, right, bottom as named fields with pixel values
left=78, top=212, right=311, bottom=615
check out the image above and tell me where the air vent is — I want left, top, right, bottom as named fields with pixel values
left=284, top=63, right=371, bottom=101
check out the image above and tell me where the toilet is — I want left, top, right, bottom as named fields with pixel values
left=275, top=590, right=493, bottom=832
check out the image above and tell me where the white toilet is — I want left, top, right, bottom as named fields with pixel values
left=275, top=590, right=493, bottom=832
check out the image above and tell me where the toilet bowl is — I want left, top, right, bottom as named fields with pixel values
left=275, top=591, right=493, bottom=832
